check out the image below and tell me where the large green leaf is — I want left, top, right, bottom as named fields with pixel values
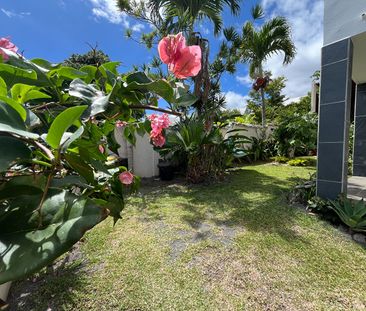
left=0, top=189, right=107, bottom=284
left=0, top=95, right=27, bottom=120
left=0, top=101, right=39, bottom=139
left=0, top=51, right=50, bottom=87
left=0, top=137, right=31, bottom=172
left=60, top=126, right=85, bottom=152
left=0, top=175, right=46, bottom=200
left=64, top=153, right=95, bottom=184
left=69, top=79, right=111, bottom=117
left=125, top=72, right=174, bottom=102
left=11, top=83, right=51, bottom=104
left=51, top=67, right=88, bottom=80
left=0, top=76, right=6, bottom=96
left=0, top=63, right=38, bottom=87
left=46, top=105, right=87, bottom=149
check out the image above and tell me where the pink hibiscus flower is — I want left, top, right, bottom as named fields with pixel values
left=158, top=33, right=201, bottom=79
left=119, top=171, right=134, bottom=185
left=0, top=37, right=18, bottom=61
left=148, top=114, right=171, bottom=147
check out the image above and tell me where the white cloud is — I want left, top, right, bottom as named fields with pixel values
left=261, top=0, right=323, bottom=101
left=131, top=23, right=145, bottom=32
left=88, top=0, right=130, bottom=26
left=236, top=74, right=252, bottom=87
left=224, top=91, right=249, bottom=112
left=87, top=0, right=148, bottom=32
left=1, top=8, right=30, bottom=18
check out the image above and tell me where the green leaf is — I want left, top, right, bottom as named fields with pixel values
left=0, top=95, right=27, bottom=121
left=69, top=79, right=111, bottom=117
left=0, top=175, right=46, bottom=200
left=0, top=101, right=39, bottom=139
left=25, top=108, right=42, bottom=130
left=80, top=65, right=97, bottom=83
left=0, top=76, right=6, bottom=96
left=101, top=62, right=121, bottom=75
left=1, top=51, right=51, bottom=87
left=30, top=58, right=60, bottom=70
left=46, top=105, right=87, bottom=149
left=60, top=126, right=85, bottom=152
left=125, top=72, right=174, bottom=102
left=0, top=63, right=38, bottom=87
left=64, top=153, right=95, bottom=184
left=11, top=83, right=51, bottom=104
left=0, top=137, right=31, bottom=172
left=0, top=189, right=107, bottom=284
left=52, top=67, right=88, bottom=80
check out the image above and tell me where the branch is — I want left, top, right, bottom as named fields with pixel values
left=129, top=104, right=182, bottom=116
left=0, top=132, right=55, bottom=163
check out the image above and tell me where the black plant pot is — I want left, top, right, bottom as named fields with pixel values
left=158, top=162, right=175, bottom=181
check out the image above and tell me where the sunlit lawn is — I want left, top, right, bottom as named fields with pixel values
left=9, top=164, right=366, bottom=311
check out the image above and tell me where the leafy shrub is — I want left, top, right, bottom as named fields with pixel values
left=247, top=136, right=276, bottom=162
left=274, top=112, right=318, bottom=157
left=0, top=47, right=196, bottom=284
left=271, top=156, right=289, bottom=163
left=288, top=159, right=307, bottom=166
left=330, top=197, right=366, bottom=232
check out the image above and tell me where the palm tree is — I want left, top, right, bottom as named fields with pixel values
left=226, top=4, right=296, bottom=128
left=117, top=0, right=241, bottom=36
left=147, top=0, right=241, bottom=35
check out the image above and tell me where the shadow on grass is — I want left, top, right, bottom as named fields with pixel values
left=7, top=255, right=88, bottom=311
left=138, top=167, right=310, bottom=244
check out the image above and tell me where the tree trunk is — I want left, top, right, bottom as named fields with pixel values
left=258, top=65, right=266, bottom=131
left=260, top=87, right=266, bottom=129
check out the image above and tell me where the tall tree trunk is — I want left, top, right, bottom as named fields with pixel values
left=260, top=87, right=266, bottom=128
left=259, top=65, right=266, bottom=130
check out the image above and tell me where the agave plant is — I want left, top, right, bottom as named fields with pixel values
left=330, top=197, right=366, bottom=232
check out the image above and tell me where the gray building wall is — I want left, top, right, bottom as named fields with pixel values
left=324, top=0, right=366, bottom=46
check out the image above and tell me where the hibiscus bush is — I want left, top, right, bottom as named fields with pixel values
left=0, top=38, right=198, bottom=284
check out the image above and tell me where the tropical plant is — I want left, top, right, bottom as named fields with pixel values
left=118, top=0, right=241, bottom=36
left=157, top=116, right=248, bottom=182
left=0, top=43, right=196, bottom=284
left=273, top=112, right=318, bottom=158
left=63, top=46, right=110, bottom=69
left=330, top=197, right=366, bottom=232
left=225, top=4, right=296, bottom=127
left=245, top=74, right=287, bottom=125
left=247, top=136, right=276, bottom=162
left=118, top=0, right=242, bottom=115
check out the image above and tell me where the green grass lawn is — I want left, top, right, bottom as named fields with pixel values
left=9, top=164, right=366, bottom=311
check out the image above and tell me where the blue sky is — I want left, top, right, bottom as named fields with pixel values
left=0, top=0, right=323, bottom=111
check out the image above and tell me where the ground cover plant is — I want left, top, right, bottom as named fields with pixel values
left=7, top=164, right=366, bottom=311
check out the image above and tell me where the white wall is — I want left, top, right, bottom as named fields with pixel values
left=115, top=129, right=160, bottom=178
left=324, top=0, right=366, bottom=46
left=114, top=124, right=271, bottom=178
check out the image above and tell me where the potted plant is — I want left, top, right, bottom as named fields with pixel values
left=158, top=158, right=175, bottom=181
